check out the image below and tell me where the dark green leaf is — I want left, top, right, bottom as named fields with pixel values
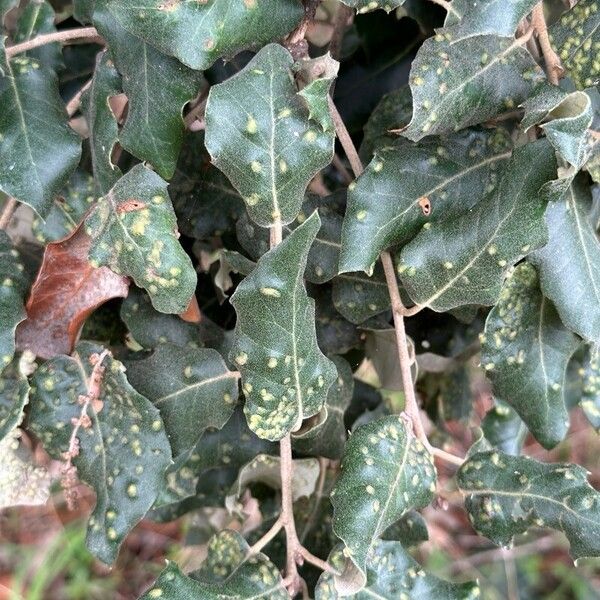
left=580, top=344, right=600, bottom=430
left=549, top=0, right=599, bottom=90
left=125, top=343, right=239, bottom=459
left=230, top=212, right=337, bottom=441
left=531, top=176, right=600, bottom=343
left=106, top=0, right=303, bottom=71
left=292, top=356, right=354, bottom=460
left=84, top=164, right=197, bottom=314
left=481, top=400, right=528, bottom=456
left=140, top=531, right=287, bottom=599
left=205, top=43, right=336, bottom=227
left=458, top=450, right=600, bottom=559
left=331, top=415, right=436, bottom=593
left=0, top=232, right=27, bottom=374
left=341, top=128, right=512, bottom=274
left=481, top=263, right=579, bottom=449
left=314, top=286, right=362, bottom=355
left=340, top=0, right=406, bottom=14
left=0, top=45, right=81, bottom=218
left=82, top=51, right=122, bottom=195
left=93, top=9, right=203, bottom=180
left=316, top=540, right=480, bottom=599
left=397, top=139, right=557, bottom=311
left=381, top=510, right=429, bottom=545
left=402, top=33, right=545, bottom=141
left=14, top=0, right=63, bottom=71
left=28, top=342, right=172, bottom=564
left=0, top=355, right=28, bottom=441
left=31, top=170, right=96, bottom=243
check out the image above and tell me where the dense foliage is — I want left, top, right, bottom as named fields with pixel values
left=0, top=0, right=599, bottom=597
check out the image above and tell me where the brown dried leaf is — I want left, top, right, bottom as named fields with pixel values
left=16, top=225, right=129, bottom=359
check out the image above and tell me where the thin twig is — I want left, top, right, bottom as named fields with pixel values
left=328, top=96, right=362, bottom=178
left=249, top=516, right=284, bottom=554
left=6, top=27, right=99, bottom=57
left=0, top=197, right=18, bottom=230
left=532, top=4, right=563, bottom=85
left=332, top=153, right=353, bottom=184
left=65, top=78, right=92, bottom=117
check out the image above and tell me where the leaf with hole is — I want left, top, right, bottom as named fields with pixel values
left=28, top=342, right=172, bottom=564
left=205, top=43, right=336, bottom=227
left=84, top=164, right=196, bottom=314
left=230, top=211, right=337, bottom=441
left=397, top=139, right=557, bottom=311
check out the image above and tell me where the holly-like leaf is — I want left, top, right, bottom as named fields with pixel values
left=0, top=232, right=27, bottom=373
left=581, top=345, right=600, bottom=430
left=292, top=356, right=354, bottom=460
left=28, top=342, right=172, bottom=564
left=205, top=43, right=336, bottom=227
left=481, top=263, right=579, bottom=449
left=84, top=164, right=196, bottom=314
left=13, top=0, right=63, bottom=71
left=401, top=32, right=545, bottom=141
left=481, top=401, right=528, bottom=456
left=330, top=415, right=436, bottom=593
left=0, top=427, right=50, bottom=510
left=16, top=225, right=129, bottom=360
left=314, top=286, right=362, bottom=355
left=82, top=51, right=122, bottom=195
left=443, top=0, right=539, bottom=38
left=316, top=540, right=480, bottom=599
left=340, top=128, right=512, bottom=274
left=531, top=176, right=600, bottom=344
left=458, top=450, right=600, bottom=559
left=225, top=453, right=320, bottom=515
left=549, top=0, right=599, bottom=90
left=230, top=211, right=337, bottom=441
left=93, top=9, right=203, bottom=180
left=0, top=355, right=29, bottom=441
left=170, top=133, right=245, bottom=240
left=140, top=531, right=287, bottom=599
left=31, top=170, right=96, bottom=243
left=523, top=86, right=595, bottom=169
left=340, top=0, right=406, bottom=13
left=0, top=45, right=81, bottom=218
left=237, top=193, right=344, bottom=284
left=397, top=139, right=557, bottom=312
left=125, top=343, right=239, bottom=459
left=106, top=0, right=303, bottom=71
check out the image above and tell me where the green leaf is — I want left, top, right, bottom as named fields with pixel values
left=331, top=415, right=436, bottom=593
left=84, top=164, right=197, bottom=314
left=0, top=0, right=17, bottom=23
left=205, top=43, right=336, bottom=227
left=225, top=453, right=320, bottom=515
left=170, top=133, right=245, bottom=240
left=237, top=193, right=343, bottom=284
left=340, top=128, right=512, bottom=274
left=106, top=0, right=303, bottom=71
left=292, top=356, right=354, bottom=460
left=93, top=8, right=203, bottom=180
left=0, top=355, right=28, bottom=441
left=230, top=211, right=337, bottom=441
left=531, top=176, right=600, bottom=343
left=82, top=51, right=122, bottom=195
left=580, top=344, right=600, bottom=430
left=31, top=170, right=96, bottom=243
left=397, top=139, right=557, bottom=312
left=549, top=0, right=599, bottom=90
left=0, top=45, right=81, bottom=218
left=402, top=33, right=545, bottom=141
left=332, top=266, right=391, bottom=324
left=140, top=531, right=288, bottom=599
left=458, top=450, right=600, bottom=559
left=125, top=343, right=239, bottom=459
left=340, top=0, right=406, bottom=14
left=316, top=540, right=480, bottom=599
left=314, top=286, right=362, bottom=355
left=28, top=342, right=172, bottom=564
left=382, top=510, right=429, bottom=545
left=481, top=401, right=528, bottom=456
left=481, top=263, right=579, bottom=449
left=13, top=0, right=63, bottom=71
left=444, top=0, right=538, bottom=38
left=523, top=86, right=595, bottom=169
left=0, top=232, right=27, bottom=374
left=360, top=85, right=413, bottom=161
